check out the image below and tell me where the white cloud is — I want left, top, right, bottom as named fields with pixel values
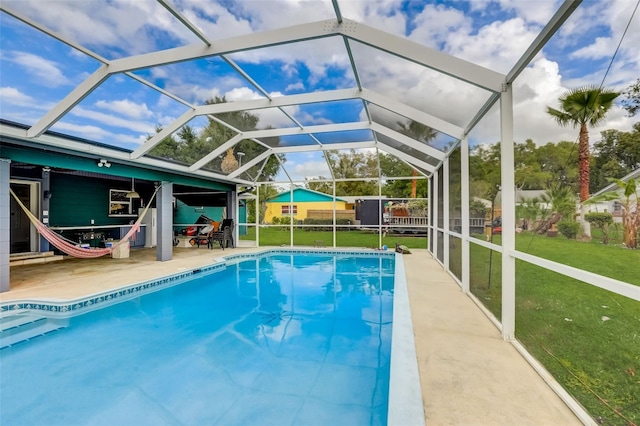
left=71, top=106, right=155, bottom=134
left=94, top=100, right=154, bottom=119
left=409, top=4, right=470, bottom=49
left=285, top=82, right=305, bottom=92
left=287, top=159, right=333, bottom=181
left=0, top=87, right=37, bottom=108
left=446, top=17, right=539, bottom=73
left=224, top=87, right=263, bottom=102
left=497, top=0, right=558, bottom=25
left=9, top=51, right=71, bottom=87
left=51, top=121, right=146, bottom=147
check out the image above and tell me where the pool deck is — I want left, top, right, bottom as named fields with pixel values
left=3, top=246, right=583, bottom=425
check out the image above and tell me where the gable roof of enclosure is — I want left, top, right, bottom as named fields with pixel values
left=0, top=0, right=581, bottom=185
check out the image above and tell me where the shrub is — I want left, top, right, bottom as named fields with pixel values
left=303, top=218, right=353, bottom=231
left=557, top=221, right=580, bottom=239
left=279, top=216, right=293, bottom=226
left=271, top=216, right=280, bottom=225
left=585, top=212, right=614, bottom=244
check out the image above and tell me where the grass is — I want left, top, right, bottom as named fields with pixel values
left=240, top=226, right=428, bottom=249
left=468, top=232, right=639, bottom=425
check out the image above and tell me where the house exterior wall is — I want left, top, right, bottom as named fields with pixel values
left=264, top=201, right=347, bottom=223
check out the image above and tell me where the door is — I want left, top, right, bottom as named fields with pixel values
left=10, top=181, right=39, bottom=253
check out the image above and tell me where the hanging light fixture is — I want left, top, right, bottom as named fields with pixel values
left=126, top=177, right=140, bottom=199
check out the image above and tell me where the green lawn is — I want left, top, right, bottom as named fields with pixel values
left=240, top=226, right=428, bottom=249
left=469, top=233, right=639, bottom=426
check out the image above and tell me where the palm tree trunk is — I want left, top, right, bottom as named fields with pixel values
left=578, top=123, right=590, bottom=202
left=411, top=168, right=417, bottom=198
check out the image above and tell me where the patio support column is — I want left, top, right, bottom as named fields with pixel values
left=289, top=185, right=293, bottom=247
left=428, top=176, right=433, bottom=253
left=433, top=169, right=439, bottom=262
left=500, top=83, right=516, bottom=340
left=156, top=181, right=173, bottom=261
left=332, top=180, right=336, bottom=248
left=461, top=136, right=470, bottom=294
left=378, top=176, right=382, bottom=250
left=227, top=189, right=237, bottom=247
left=40, top=167, right=51, bottom=253
left=443, top=155, right=450, bottom=271
left=256, top=184, right=260, bottom=248
left=0, top=158, right=10, bottom=292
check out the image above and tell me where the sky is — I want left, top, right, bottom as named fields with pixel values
left=0, top=0, right=638, bottom=183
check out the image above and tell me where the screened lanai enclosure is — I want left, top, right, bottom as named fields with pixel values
left=2, top=0, right=639, bottom=424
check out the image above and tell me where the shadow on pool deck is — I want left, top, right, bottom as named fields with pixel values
left=3, top=246, right=583, bottom=425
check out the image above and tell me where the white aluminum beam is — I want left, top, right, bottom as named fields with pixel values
left=461, top=136, right=470, bottom=294
left=242, top=121, right=370, bottom=139
left=197, top=88, right=359, bottom=115
left=362, top=89, right=464, bottom=140
left=344, top=38, right=362, bottom=90
left=331, top=0, right=343, bottom=23
left=371, top=123, right=446, bottom=161
left=157, top=0, right=211, bottom=46
left=376, top=143, right=436, bottom=173
left=189, top=134, right=244, bottom=171
left=500, top=84, right=516, bottom=341
left=0, top=5, right=107, bottom=63
left=131, top=109, right=197, bottom=158
left=507, top=0, right=582, bottom=83
left=443, top=156, right=450, bottom=270
left=341, top=18, right=504, bottom=92
left=271, top=141, right=376, bottom=154
left=108, top=20, right=342, bottom=73
left=27, top=65, right=111, bottom=138
left=227, top=150, right=272, bottom=179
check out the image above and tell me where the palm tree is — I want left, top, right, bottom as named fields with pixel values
left=546, top=86, right=620, bottom=202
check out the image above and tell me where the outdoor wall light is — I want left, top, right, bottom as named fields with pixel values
left=97, top=159, right=111, bottom=168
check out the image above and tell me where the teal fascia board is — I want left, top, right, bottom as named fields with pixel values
left=1, top=145, right=233, bottom=191
left=269, top=188, right=345, bottom=203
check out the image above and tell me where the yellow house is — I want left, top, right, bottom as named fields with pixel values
left=264, top=188, right=349, bottom=223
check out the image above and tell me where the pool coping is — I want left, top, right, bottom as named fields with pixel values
left=0, top=247, right=424, bottom=424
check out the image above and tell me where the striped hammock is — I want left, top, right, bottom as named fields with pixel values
left=9, top=185, right=160, bottom=259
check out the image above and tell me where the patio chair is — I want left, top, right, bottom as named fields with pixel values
left=207, top=219, right=235, bottom=249
left=195, top=220, right=220, bottom=248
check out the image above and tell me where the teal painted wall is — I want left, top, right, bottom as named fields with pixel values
left=239, top=201, right=247, bottom=235
left=173, top=200, right=247, bottom=235
left=49, top=174, right=140, bottom=226
left=173, top=200, right=224, bottom=227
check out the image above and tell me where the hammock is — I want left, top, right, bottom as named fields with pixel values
left=9, top=185, right=162, bottom=259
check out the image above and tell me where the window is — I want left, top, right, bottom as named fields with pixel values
left=281, top=205, right=297, bottom=215
left=109, top=189, right=137, bottom=216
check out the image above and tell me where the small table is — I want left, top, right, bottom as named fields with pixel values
left=110, top=240, right=130, bottom=259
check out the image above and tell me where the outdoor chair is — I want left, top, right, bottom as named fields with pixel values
left=207, top=219, right=235, bottom=249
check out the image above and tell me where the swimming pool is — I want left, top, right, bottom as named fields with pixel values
left=0, top=249, right=424, bottom=425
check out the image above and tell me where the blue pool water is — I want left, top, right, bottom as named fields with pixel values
left=0, top=253, right=395, bottom=425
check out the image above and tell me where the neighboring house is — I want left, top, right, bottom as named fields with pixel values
left=587, top=168, right=640, bottom=223
left=264, top=188, right=349, bottom=223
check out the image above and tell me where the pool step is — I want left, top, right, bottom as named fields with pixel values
left=10, top=251, right=65, bottom=267
left=0, top=314, right=67, bottom=349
